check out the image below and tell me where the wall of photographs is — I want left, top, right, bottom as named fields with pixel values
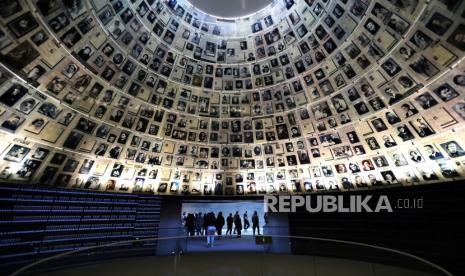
left=0, top=0, right=465, bottom=196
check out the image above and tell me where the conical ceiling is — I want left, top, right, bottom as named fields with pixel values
left=0, top=0, right=464, bottom=196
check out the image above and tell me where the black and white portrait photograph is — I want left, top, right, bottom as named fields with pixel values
left=7, top=12, right=38, bottom=38
left=0, top=41, right=40, bottom=70
left=0, top=0, right=22, bottom=18
left=447, top=24, right=465, bottom=51
left=3, top=144, right=30, bottom=162
left=441, top=141, right=465, bottom=158
left=13, top=159, right=41, bottom=180
left=0, top=84, right=27, bottom=107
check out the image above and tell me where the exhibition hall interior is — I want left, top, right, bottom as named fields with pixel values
left=0, top=0, right=464, bottom=275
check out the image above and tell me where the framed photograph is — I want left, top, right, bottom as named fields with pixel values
left=54, top=174, right=71, bottom=186
left=447, top=24, right=465, bottom=51
left=46, top=77, right=67, bottom=95
left=7, top=12, right=38, bottom=38
left=0, top=41, right=40, bottom=70
left=205, top=41, right=216, bottom=57
left=48, top=13, right=70, bottom=33
left=364, top=18, right=380, bottom=35
left=13, top=159, right=42, bottom=180
left=387, top=13, right=410, bottom=35
left=0, top=84, right=28, bottom=107
left=426, top=12, right=453, bottom=36
left=252, top=22, right=262, bottom=33
left=25, top=65, right=46, bottom=87
left=57, top=111, right=75, bottom=126
left=60, top=27, right=82, bottom=48
left=17, top=97, right=38, bottom=115
left=440, top=141, right=465, bottom=158
left=453, top=102, right=465, bottom=120
left=50, top=153, right=66, bottom=165
left=63, top=158, right=79, bottom=173
left=36, top=0, right=60, bottom=16
left=3, top=144, right=30, bottom=162
left=78, top=159, right=94, bottom=174
left=64, top=0, right=86, bottom=19
left=410, top=117, right=435, bottom=137
left=62, top=131, right=83, bottom=150
left=37, top=102, right=62, bottom=119
left=434, top=83, right=459, bottom=102
left=1, top=113, right=25, bottom=132
left=409, top=56, right=439, bottom=79
left=410, top=30, right=433, bottom=50
left=0, top=0, right=22, bottom=18
left=31, top=147, right=49, bottom=160
left=77, top=16, right=96, bottom=34
left=0, top=165, right=12, bottom=180
left=23, top=116, right=48, bottom=134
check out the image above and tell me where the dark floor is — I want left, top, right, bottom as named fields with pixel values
left=34, top=252, right=442, bottom=276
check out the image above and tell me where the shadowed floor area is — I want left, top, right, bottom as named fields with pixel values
left=34, top=251, right=442, bottom=276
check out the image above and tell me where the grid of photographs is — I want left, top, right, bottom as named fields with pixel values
left=0, top=0, right=465, bottom=196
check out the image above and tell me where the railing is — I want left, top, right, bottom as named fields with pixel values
left=9, top=234, right=452, bottom=276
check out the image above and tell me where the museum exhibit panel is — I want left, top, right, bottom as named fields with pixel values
left=0, top=0, right=465, bottom=275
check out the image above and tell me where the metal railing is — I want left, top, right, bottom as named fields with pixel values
left=10, top=233, right=452, bottom=276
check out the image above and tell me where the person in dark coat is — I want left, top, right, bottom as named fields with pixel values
left=195, top=212, right=203, bottom=236
left=234, top=211, right=242, bottom=238
left=202, top=213, right=207, bottom=235
left=216, top=212, right=225, bottom=236
left=185, top=213, right=195, bottom=236
left=252, top=211, right=260, bottom=236
left=226, top=213, right=234, bottom=235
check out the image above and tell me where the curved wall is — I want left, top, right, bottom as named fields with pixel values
left=0, top=0, right=464, bottom=196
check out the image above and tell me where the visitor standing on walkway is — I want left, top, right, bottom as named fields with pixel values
left=186, top=213, right=195, bottom=236
left=216, top=212, right=225, bottom=236
left=226, top=213, right=234, bottom=235
left=206, top=212, right=217, bottom=247
left=195, top=212, right=203, bottom=235
left=234, top=211, right=242, bottom=238
left=252, top=211, right=260, bottom=236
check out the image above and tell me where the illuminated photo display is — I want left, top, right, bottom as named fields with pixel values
left=0, top=0, right=464, bottom=196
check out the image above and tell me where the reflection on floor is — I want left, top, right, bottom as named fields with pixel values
left=36, top=252, right=442, bottom=276
left=186, top=235, right=265, bottom=252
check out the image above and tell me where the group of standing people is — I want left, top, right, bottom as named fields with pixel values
left=183, top=210, right=262, bottom=247
left=225, top=211, right=261, bottom=237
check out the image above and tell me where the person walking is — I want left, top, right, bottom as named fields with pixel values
left=234, top=211, right=242, bottom=238
left=226, top=213, right=234, bottom=235
left=216, top=212, right=225, bottom=236
left=243, top=211, right=250, bottom=232
left=252, top=211, right=260, bottom=236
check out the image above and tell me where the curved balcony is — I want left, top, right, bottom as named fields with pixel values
left=10, top=234, right=451, bottom=276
